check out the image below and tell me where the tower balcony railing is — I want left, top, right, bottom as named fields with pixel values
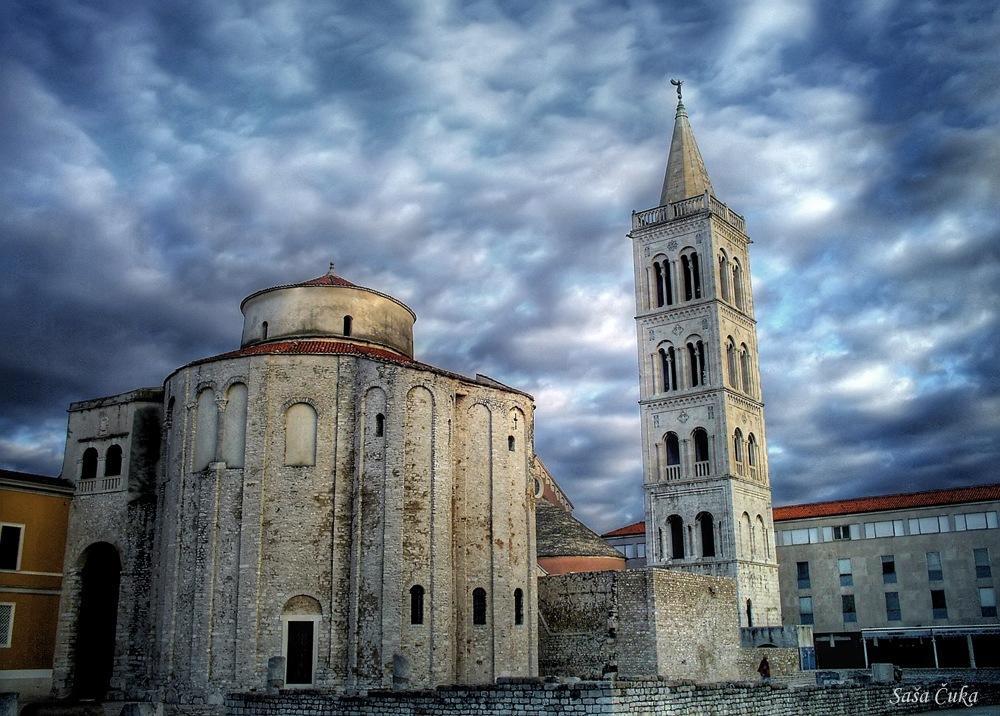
left=694, top=460, right=711, bottom=477
left=77, top=476, right=123, bottom=494
left=664, top=464, right=682, bottom=481
left=632, top=191, right=746, bottom=233
left=735, top=462, right=746, bottom=477
left=748, top=465, right=759, bottom=481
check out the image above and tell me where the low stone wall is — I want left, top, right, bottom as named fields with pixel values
left=226, top=678, right=1000, bottom=715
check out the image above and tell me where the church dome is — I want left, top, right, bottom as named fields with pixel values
left=239, top=264, right=416, bottom=357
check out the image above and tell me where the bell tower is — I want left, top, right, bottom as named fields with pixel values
left=629, top=81, right=781, bottom=627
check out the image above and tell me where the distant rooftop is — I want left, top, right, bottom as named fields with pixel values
left=773, top=483, right=1000, bottom=522
left=0, top=468, right=74, bottom=493
left=601, top=483, right=1000, bottom=537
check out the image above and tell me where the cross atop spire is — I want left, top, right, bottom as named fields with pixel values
left=659, top=81, right=714, bottom=207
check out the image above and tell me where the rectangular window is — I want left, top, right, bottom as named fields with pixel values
left=881, top=555, right=897, bottom=584
left=979, top=588, right=997, bottom=618
left=908, top=515, right=949, bottom=535
left=864, top=520, right=904, bottom=539
left=797, top=561, right=811, bottom=589
left=799, top=596, right=814, bottom=625
left=780, top=528, right=820, bottom=546
left=833, top=524, right=857, bottom=541
left=0, top=525, right=23, bottom=571
left=955, top=512, right=999, bottom=531
left=842, top=594, right=857, bottom=623
left=636, top=543, right=646, bottom=559
left=838, top=558, right=853, bottom=587
left=931, top=589, right=948, bottom=619
left=927, top=551, right=943, bottom=581
left=0, top=603, right=12, bottom=648
left=885, top=592, right=901, bottom=622
left=625, top=543, right=636, bottom=559
left=974, top=548, right=992, bottom=579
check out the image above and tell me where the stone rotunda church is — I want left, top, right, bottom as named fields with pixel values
left=49, top=87, right=786, bottom=709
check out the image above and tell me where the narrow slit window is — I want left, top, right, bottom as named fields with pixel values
left=343, top=315, right=353, bottom=336
left=262, top=321, right=269, bottom=340
left=409, top=585, right=425, bottom=625
left=375, top=413, right=385, bottom=438
left=473, top=587, right=487, bottom=625
left=514, top=588, right=524, bottom=625
left=508, top=435, right=515, bottom=451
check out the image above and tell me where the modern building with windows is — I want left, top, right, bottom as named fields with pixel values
left=774, top=483, right=1000, bottom=668
left=0, top=469, right=73, bottom=702
left=603, top=482, right=1000, bottom=669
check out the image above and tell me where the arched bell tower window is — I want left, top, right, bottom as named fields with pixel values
left=697, top=512, right=716, bottom=557
left=726, top=338, right=737, bottom=387
left=687, top=340, right=706, bottom=387
left=680, top=250, right=702, bottom=301
left=104, top=445, right=122, bottom=477
left=343, top=315, right=353, bottom=336
left=667, top=515, right=685, bottom=559
left=659, top=346, right=677, bottom=392
left=733, top=428, right=744, bottom=463
left=693, top=427, right=710, bottom=476
left=747, top=433, right=759, bottom=467
left=733, top=261, right=745, bottom=311
left=719, top=254, right=730, bottom=301
left=81, top=447, right=98, bottom=480
left=664, top=432, right=680, bottom=467
left=739, top=343, right=752, bottom=393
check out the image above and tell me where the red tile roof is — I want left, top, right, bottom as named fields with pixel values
left=602, top=520, right=645, bottom=538
left=773, top=483, right=1000, bottom=522
left=600, top=483, right=1000, bottom=536
left=298, top=273, right=357, bottom=288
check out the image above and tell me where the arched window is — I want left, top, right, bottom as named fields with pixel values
left=690, top=252, right=702, bottom=298
left=664, top=432, right=681, bottom=469
left=747, top=433, right=758, bottom=467
left=375, top=413, right=385, bottom=438
left=472, top=588, right=487, bottom=625
left=222, top=382, right=248, bottom=468
left=193, top=388, right=218, bottom=471
left=726, top=338, right=737, bottom=387
left=742, top=512, right=753, bottom=558
left=262, top=321, right=269, bottom=340
left=739, top=344, right=752, bottom=393
left=681, top=254, right=693, bottom=301
left=409, top=585, right=425, bottom=625
left=508, top=435, right=515, bottom=452
left=733, top=429, right=744, bottom=463
left=659, top=346, right=677, bottom=392
left=81, top=447, right=98, bottom=480
left=687, top=340, right=706, bottom=387
left=514, top=588, right=524, bottom=625
left=698, top=512, right=716, bottom=557
left=667, top=515, right=685, bottom=559
left=733, top=262, right=745, bottom=310
left=653, top=261, right=665, bottom=307
left=104, top=445, right=122, bottom=477
left=719, top=254, right=730, bottom=301
left=693, top=428, right=710, bottom=476
left=343, top=315, right=353, bottom=336
left=284, top=402, right=318, bottom=466
left=755, top=515, right=767, bottom=559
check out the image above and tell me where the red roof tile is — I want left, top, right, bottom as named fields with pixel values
left=601, top=520, right=645, bottom=538
left=298, top=273, right=357, bottom=288
left=773, top=483, right=1000, bottom=522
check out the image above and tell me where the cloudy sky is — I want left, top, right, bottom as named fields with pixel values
left=2, top=0, right=998, bottom=533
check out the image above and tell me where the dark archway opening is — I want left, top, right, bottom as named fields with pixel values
left=73, top=542, right=121, bottom=700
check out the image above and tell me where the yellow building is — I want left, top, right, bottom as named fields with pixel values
left=0, top=468, right=73, bottom=701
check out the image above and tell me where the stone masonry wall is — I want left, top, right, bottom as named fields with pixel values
left=226, top=678, right=1000, bottom=716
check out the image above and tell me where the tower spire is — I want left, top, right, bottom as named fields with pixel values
left=659, top=79, right=714, bottom=207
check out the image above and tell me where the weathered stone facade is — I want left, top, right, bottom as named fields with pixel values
left=538, top=568, right=741, bottom=682
left=631, top=93, right=781, bottom=627
left=50, top=270, right=538, bottom=707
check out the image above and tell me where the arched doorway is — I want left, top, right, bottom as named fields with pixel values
left=282, top=595, right=322, bottom=687
left=73, top=542, right=121, bottom=699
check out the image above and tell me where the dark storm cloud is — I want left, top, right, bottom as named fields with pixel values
left=1, top=0, right=997, bottom=533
